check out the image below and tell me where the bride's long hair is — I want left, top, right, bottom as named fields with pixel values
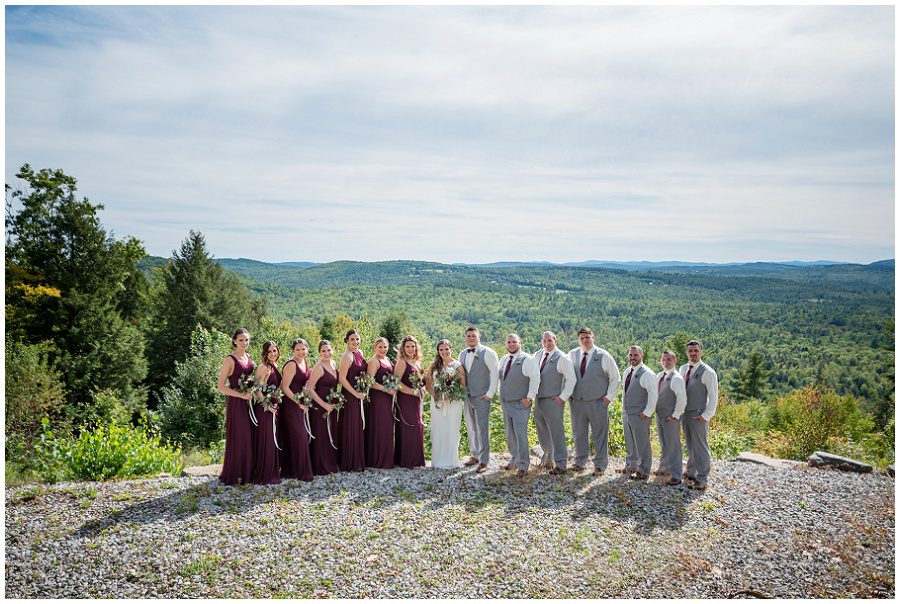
left=427, top=339, right=453, bottom=379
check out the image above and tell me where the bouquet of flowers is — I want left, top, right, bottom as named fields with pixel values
left=258, top=383, right=281, bottom=414
left=236, top=373, right=256, bottom=394
left=407, top=368, right=426, bottom=396
left=381, top=373, right=401, bottom=392
left=354, top=373, right=376, bottom=400
left=325, top=383, right=345, bottom=413
left=295, top=388, right=315, bottom=410
left=433, top=365, right=467, bottom=407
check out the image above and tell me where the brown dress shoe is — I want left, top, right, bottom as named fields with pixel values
left=618, top=467, right=635, bottom=474
left=593, top=468, right=604, bottom=476
left=515, top=469, right=527, bottom=478
left=682, top=472, right=697, bottom=482
left=549, top=467, right=568, bottom=475
left=629, top=472, right=648, bottom=481
left=502, top=463, right=515, bottom=471
left=475, top=463, right=487, bottom=474
left=571, top=464, right=584, bottom=472
left=665, top=478, right=682, bottom=486
left=463, top=456, right=479, bottom=467
left=691, top=481, right=707, bottom=490
left=652, top=470, right=670, bottom=477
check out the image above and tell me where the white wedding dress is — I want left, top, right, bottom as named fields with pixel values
left=430, top=361, right=464, bottom=469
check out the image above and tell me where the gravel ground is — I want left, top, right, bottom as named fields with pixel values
left=5, top=455, right=894, bottom=598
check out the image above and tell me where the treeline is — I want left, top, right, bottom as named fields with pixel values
left=5, top=165, right=895, bottom=483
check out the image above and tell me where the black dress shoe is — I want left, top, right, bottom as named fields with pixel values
left=571, top=464, right=584, bottom=472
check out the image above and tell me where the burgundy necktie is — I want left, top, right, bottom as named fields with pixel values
left=540, top=352, right=550, bottom=372
left=658, top=373, right=665, bottom=392
left=685, top=365, right=693, bottom=386
left=624, top=369, right=633, bottom=393
left=580, top=351, right=588, bottom=377
left=504, top=356, right=513, bottom=379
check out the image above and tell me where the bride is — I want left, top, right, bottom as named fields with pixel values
left=425, top=339, right=467, bottom=469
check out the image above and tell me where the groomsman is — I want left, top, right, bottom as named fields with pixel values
left=459, top=327, right=499, bottom=473
left=568, top=327, right=620, bottom=475
left=533, top=331, right=576, bottom=475
left=656, top=350, right=687, bottom=486
left=679, top=340, right=719, bottom=490
left=619, top=345, right=658, bottom=480
left=498, top=334, right=540, bottom=477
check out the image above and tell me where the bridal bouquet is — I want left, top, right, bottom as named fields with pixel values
left=325, top=384, right=345, bottom=413
left=258, top=384, right=281, bottom=414
left=354, top=373, right=376, bottom=400
left=433, top=365, right=467, bottom=407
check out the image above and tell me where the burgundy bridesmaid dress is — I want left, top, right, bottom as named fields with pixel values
left=251, top=366, right=282, bottom=484
left=309, top=367, right=340, bottom=476
left=365, top=359, right=395, bottom=469
left=220, top=354, right=256, bottom=485
left=339, top=351, right=367, bottom=472
left=394, top=362, right=426, bottom=469
left=279, top=359, right=314, bottom=482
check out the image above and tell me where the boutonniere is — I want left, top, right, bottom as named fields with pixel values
left=514, top=358, right=523, bottom=365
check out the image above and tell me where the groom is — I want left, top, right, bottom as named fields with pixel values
left=459, top=327, right=499, bottom=473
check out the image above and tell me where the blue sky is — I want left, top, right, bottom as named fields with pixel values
left=5, top=5, right=895, bottom=263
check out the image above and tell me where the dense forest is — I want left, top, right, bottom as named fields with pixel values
left=5, top=165, right=895, bottom=484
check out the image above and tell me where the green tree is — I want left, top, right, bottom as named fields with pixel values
left=6, top=164, right=149, bottom=419
left=379, top=311, right=412, bottom=361
left=732, top=351, right=772, bottom=400
left=145, top=230, right=265, bottom=401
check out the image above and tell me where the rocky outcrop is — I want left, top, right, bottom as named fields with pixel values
left=807, top=451, right=873, bottom=473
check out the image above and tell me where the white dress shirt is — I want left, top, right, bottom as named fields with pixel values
left=568, top=346, right=621, bottom=400
left=620, top=362, right=659, bottom=417
left=656, top=368, right=687, bottom=420
left=533, top=347, right=576, bottom=401
left=459, top=344, right=500, bottom=398
left=498, top=351, right=540, bottom=401
left=679, top=361, right=719, bottom=421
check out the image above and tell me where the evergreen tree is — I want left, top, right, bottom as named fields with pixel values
left=733, top=351, right=772, bottom=400
left=5, top=164, right=149, bottom=419
left=145, top=230, right=266, bottom=401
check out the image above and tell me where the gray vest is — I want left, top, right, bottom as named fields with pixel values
left=499, top=353, right=530, bottom=402
left=536, top=350, right=563, bottom=398
left=464, top=346, right=491, bottom=398
left=622, top=365, right=649, bottom=413
left=572, top=348, right=611, bottom=402
left=683, top=363, right=709, bottom=414
left=656, top=372, right=677, bottom=418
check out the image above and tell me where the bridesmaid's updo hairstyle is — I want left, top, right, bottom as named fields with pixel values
left=397, top=335, right=422, bottom=363
left=261, top=341, right=280, bottom=368
left=291, top=338, right=309, bottom=351
left=427, top=339, right=452, bottom=379
left=231, top=327, right=250, bottom=348
left=344, top=329, right=361, bottom=343
left=318, top=340, right=333, bottom=353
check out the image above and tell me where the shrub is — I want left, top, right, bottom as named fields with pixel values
left=34, top=418, right=182, bottom=482
left=5, top=338, right=67, bottom=455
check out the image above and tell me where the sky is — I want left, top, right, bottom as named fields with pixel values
left=5, top=4, right=895, bottom=264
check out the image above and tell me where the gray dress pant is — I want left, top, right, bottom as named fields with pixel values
left=502, top=400, right=532, bottom=471
left=682, top=415, right=711, bottom=483
left=570, top=398, right=610, bottom=471
left=656, top=415, right=683, bottom=477
left=623, top=411, right=652, bottom=475
left=464, top=397, right=478, bottom=458
left=466, top=396, right=492, bottom=465
left=533, top=396, right=567, bottom=469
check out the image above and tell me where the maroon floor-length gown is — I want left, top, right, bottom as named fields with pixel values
left=310, top=367, right=340, bottom=476
left=220, top=354, right=256, bottom=485
left=279, top=359, right=314, bottom=482
left=366, top=358, right=395, bottom=469
left=394, top=362, right=426, bottom=469
left=251, top=365, right=282, bottom=484
left=339, top=350, right=367, bottom=472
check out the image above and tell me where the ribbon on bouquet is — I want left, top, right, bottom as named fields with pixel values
left=271, top=410, right=282, bottom=451
left=303, top=406, right=315, bottom=442
left=359, top=397, right=366, bottom=431
left=326, top=412, right=338, bottom=450
left=394, top=389, right=419, bottom=427
left=248, top=400, right=259, bottom=426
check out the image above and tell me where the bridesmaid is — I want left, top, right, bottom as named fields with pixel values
left=280, top=338, right=314, bottom=482
left=365, top=337, right=396, bottom=469
left=307, top=340, right=339, bottom=476
left=217, top=328, right=256, bottom=485
left=394, top=335, right=426, bottom=469
left=251, top=341, right=282, bottom=484
left=337, top=329, right=367, bottom=472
